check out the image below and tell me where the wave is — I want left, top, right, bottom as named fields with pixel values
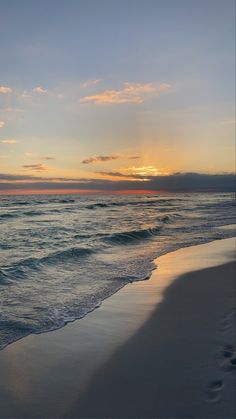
left=104, top=214, right=175, bottom=245
left=198, top=200, right=236, bottom=210
left=86, top=203, right=109, bottom=209
left=23, top=210, right=45, bottom=216
left=0, top=198, right=75, bottom=209
left=56, top=198, right=75, bottom=204
left=104, top=225, right=163, bottom=245
left=3, top=246, right=95, bottom=280
left=86, top=198, right=187, bottom=210
left=0, top=212, right=19, bottom=220
left=0, top=210, right=45, bottom=219
left=11, top=201, right=31, bottom=206
left=0, top=269, right=12, bottom=284
left=1, top=192, right=235, bottom=352
left=159, top=215, right=172, bottom=223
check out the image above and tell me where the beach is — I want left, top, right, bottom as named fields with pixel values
left=0, top=237, right=235, bottom=418
left=1, top=0, right=235, bottom=416
left=0, top=0, right=236, bottom=419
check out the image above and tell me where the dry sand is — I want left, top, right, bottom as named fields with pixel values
left=0, top=238, right=235, bottom=418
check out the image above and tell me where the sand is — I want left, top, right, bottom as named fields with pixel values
left=0, top=238, right=235, bottom=418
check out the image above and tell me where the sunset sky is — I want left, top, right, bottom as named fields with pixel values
left=0, top=0, right=235, bottom=193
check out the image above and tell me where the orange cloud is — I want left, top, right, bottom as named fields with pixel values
left=124, top=166, right=170, bottom=176
left=96, top=171, right=144, bottom=180
left=22, top=164, right=47, bottom=172
left=0, top=139, right=18, bottom=144
left=0, top=85, right=12, bottom=94
left=33, top=86, right=47, bottom=94
left=82, top=155, right=119, bottom=164
left=0, top=121, right=5, bottom=128
left=80, top=82, right=171, bottom=105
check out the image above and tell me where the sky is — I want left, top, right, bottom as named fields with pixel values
left=0, top=0, right=235, bottom=194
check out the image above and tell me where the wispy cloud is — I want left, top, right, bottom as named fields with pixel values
left=33, top=86, right=47, bottom=94
left=0, top=139, right=18, bottom=144
left=0, top=107, right=24, bottom=113
left=0, top=85, right=12, bottom=94
left=96, top=171, right=144, bottom=179
left=82, top=155, right=119, bottom=164
left=80, top=82, right=171, bottom=105
left=41, top=156, right=55, bottom=160
left=97, top=166, right=169, bottom=178
left=81, top=79, right=101, bottom=88
left=128, top=155, right=140, bottom=160
left=0, top=121, right=5, bottom=128
left=0, top=173, right=43, bottom=180
left=22, top=164, right=47, bottom=172
left=21, top=90, right=32, bottom=99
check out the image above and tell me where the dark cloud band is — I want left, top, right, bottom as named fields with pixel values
left=0, top=173, right=235, bottom=192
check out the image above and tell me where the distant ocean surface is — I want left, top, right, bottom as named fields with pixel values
left=0, top=192, right=235, bottom=350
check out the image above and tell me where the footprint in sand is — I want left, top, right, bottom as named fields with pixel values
left=205, top=379, right=224, bottom=402
left=220, top=344, right=236, bottom=372
left=220, top=309, right=235, bottom=333
left=230, top=357, right=236, bottom=367
left=222, top=344, right=234, bottom=358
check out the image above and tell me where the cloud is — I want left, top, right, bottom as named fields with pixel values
left=81, top=79, right=101, bottom=88
left=21, top=90, right=31, bottom=99
left=0, top=173, right=44, bottom=180
left=96, top=171, right=144, bottom=179
left=0, top=173, right=235, bottom=193
left=41, top=156, right=55, bottom=160
left=22, top=164, right=47, bottom=172
left=0, top=121, right=5, bottom=128
left=0, top=107, right=24, bottom=113
left=0, top=85, right=12, bottom=94
left=97, top=166, right=170, bottom=178
left=82, top=155, right=119, bottom=164
left=0, top=139, right=18, bottom=144
left=33, top=86, right=47, bottom=94
left=124, top=166, right=170, bottom=176
left=128, top=156, right=140, bottom=160
left=80, top=82, right=171, bottom=105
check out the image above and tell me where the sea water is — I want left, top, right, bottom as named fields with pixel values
left=0, top=192, right=235, bottom=349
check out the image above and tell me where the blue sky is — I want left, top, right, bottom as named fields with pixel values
left=0, top=0, right=235, bottom=192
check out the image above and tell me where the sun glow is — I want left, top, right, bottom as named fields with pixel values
left=124, top=166, right=170, bottom=176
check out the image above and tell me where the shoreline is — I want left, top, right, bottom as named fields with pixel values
left=0, top=237, right=235, bottom=418
left=1, top=232, right=235, bottom=352
left=72, top=260, right=235, bottom=419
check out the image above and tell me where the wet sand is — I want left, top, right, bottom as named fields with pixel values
left=69, top=261, right=235, bottom=418
left=0, top=238, right=235, bottom=418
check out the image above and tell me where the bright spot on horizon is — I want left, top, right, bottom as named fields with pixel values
left=125, top=166, right=170, bottom=176
left=0, top=0, right=234, bottom=194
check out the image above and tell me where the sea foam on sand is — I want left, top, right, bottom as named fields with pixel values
left=0, top=238, right=235, bottom=418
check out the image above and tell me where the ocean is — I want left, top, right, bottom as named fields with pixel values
left=0, top=192, right=235, bottom=350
